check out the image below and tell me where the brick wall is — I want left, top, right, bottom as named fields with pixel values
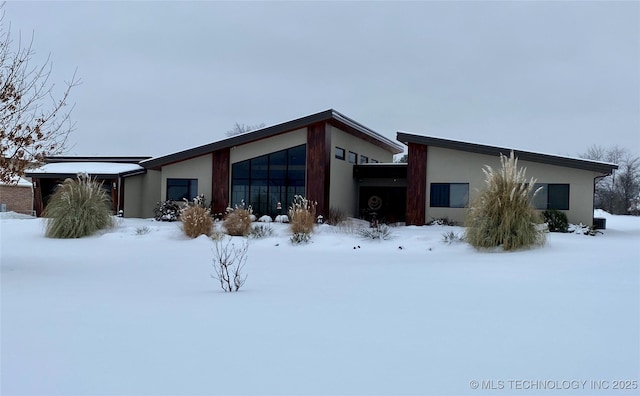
left=0, top=185, right=34, bottom=214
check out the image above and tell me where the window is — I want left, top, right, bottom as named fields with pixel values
left=532, top=183, right=569, bottom=210
left=167, top=178, right=198, bottom=201
left=370, top=159, right=379, bottom=164
left=335, top=147, right=345, bottom=160
left=231, top=144, right=306, bottom=216
left=348, top=151, right=357, bottom=164
left=360, top=155, right=368, bottom=164
left=430, top=183, right=469, bottom=208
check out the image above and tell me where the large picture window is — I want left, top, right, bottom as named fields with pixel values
left=430, top=183, right=469, bottom=208
left=532, top=183, right=570, bottom=210
left=167, top=178, right=198, bottom=201
left=231, top=144, right=306, bottom=216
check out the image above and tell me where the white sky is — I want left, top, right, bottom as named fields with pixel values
left=6, top=1, right=639, bottom=158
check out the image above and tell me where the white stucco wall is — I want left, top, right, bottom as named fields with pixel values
left=160, top=154, right=213, bottom=204
left=425, top=147, right=601, bottom=225
left=229, top=128, right=307, bottom=164
left=123, top=170, right=161, bottom=218
left=329, top=126, right=396, bottom=216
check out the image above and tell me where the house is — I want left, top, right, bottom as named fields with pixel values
left=26, top=157, right=149, bottom=216
left=26, top=109, right=617, bottom=226
left=397, top=132, right=617, bottom=226
left=0, top=177, right=34, bottom=215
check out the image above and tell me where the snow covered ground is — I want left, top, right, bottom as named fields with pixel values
left=1, top=212, right=638, bottom=396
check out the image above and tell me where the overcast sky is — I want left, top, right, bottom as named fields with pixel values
left=6, top=1, right=639, bottom=159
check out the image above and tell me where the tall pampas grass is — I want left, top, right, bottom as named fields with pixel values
left=44, top=174, right=114, bottom=238
left=465, top=152, right=545, bottom=251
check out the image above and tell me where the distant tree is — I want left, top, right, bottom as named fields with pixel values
left=580, top=145, right=640, bottom=214
left=395, top=153, right=408, bottom=163
left=225, top=122, right=266, bottom=137
left=0, top=9, right=79, bottom=184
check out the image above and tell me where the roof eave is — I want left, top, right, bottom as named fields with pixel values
left=396, top=132, right=619, bottom=174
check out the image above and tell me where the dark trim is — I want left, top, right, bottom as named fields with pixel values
left=142, top=109, right=404, bottom=170
left=33, top=178, right=43, bottom=217
left=212, top=148, right=230, bottom=216
left=406, top=143, right=427, bottom=225
left=396, top=132, right=618, bottom=174
left=307, top=122, right=331, bottom=217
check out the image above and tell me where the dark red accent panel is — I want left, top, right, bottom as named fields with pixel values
left=212, top=148, right=230, bottom=216
left=406, top=143, right=427, bottom=225
left=306, top=123, right=331, bottom=216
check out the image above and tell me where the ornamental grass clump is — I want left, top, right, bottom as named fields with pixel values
left=44, top=174, right=114, bottom=238
left=465, top=151, right=546, bottom=251
left=223, top=203, right=253, bottom=236
left=289, top=195, right=316, bottom=235
left=181, top=205, right=213, bottom=238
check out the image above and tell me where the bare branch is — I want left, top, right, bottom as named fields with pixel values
left=0, top=7, right=79, bottom=184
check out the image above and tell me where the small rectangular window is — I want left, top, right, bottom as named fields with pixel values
left=532, top=183, right=569, bottom=210
left=335, top=147, right=345, bottom=160
left=167, top=178, right=198, bottom=201
left=430, top=183, right=469, bottom=208
left=348, top=151, right=357, bottom=164
left=360, top=155, right=368, bottom=164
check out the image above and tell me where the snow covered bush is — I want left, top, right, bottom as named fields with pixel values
left=181, top=205, right=213, bottom=238
left=249, top=224, right=274, bottom=239
left=43, top=174, right=114, bottom=239
left=135, top=226, right=151, bottom=235
left=465, top=151, right=546, bottom=251
left=289, top=195, right=316, bottom=235
left=442, top=231, right=464, bottom=244
left=223, top=204, right=253, bottom=236
left=211, top=237, right=248, bottom=292
left=258, top=215, right=272, bottom=222
left=290, top=231, right=312, bottom=245
left=543, top=209, right=569, bottom=232
left=568, top=223, right=602, bottom=236
left=427, top=217, right=457, bottom=226
left=358, top=224, right=393, bottom=240
left=153, top=200, right=182, bottom=222
left=275, top=214, right=289, bottom=223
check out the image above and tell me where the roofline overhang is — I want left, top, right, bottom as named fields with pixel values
left=142, top=109, right=404, bottom=170
left=396, top=132, right=618, bottom=175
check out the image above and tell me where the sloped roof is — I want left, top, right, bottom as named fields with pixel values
left=25, top=162, right=146, bottom=179
left=396, top=132, right=618, bottom=174
left=142, top=109, right=404, bottom=170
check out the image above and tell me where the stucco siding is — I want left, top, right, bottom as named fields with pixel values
left=425, top=147, right=598, bottom=225
left=123, top=170, right=161, bottom=218
left=329, top=126, right=395, bottom=217
left=229, top=128, right=307, bottom=165
left=161, top=154, right=213, bottom=204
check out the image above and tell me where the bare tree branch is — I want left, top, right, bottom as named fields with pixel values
left=0, top=7, right=80, bottom=184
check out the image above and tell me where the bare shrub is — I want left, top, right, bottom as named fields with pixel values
left=223, top=204, right=253, bottom=236
left=181, top=205, right=213, bottom=238
left=465, top=151, right=546, bottom=251
left=289, top=195, right=316, bottom=234
left=211, top=238, right=248, bottom=292
left=326, top=207, right=347, bottom=225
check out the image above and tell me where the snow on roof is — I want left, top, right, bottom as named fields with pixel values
left=0, top=177, right=32, bottom=187
left=27, top=162, right=144, bottom=176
